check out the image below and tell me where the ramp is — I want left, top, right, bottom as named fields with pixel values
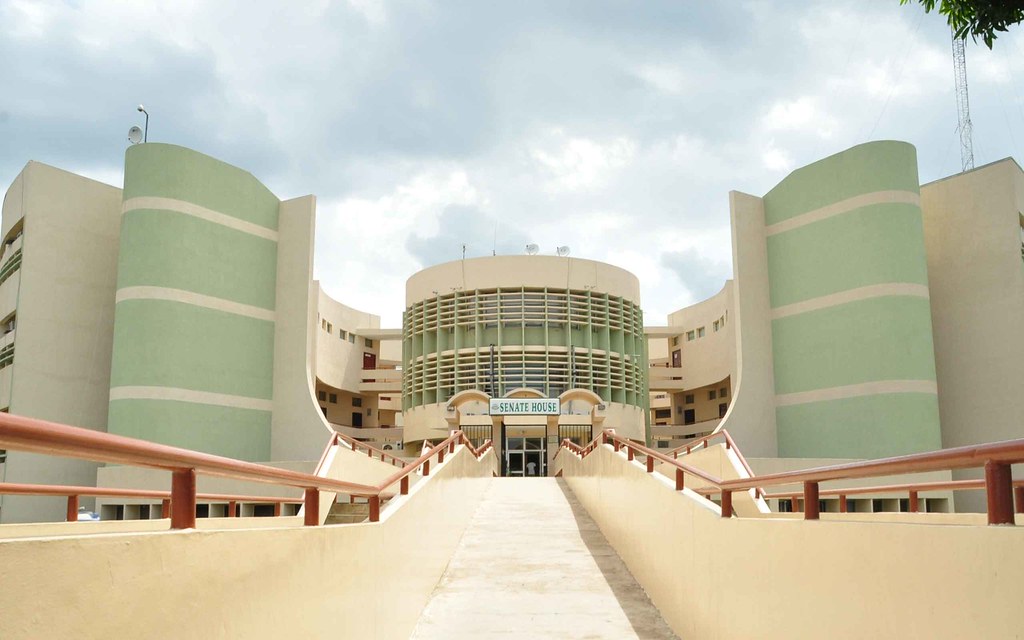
left=411, top=478, right=677, bottom=639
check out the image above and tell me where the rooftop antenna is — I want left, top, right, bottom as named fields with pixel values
left=525, top=243, right=540, bottom=255
left=462, top=243, right=467, bottom=260
left=951, top=28, right=974, bottom=171
left=556, top=246, right=571, bottom=257
left=492, top=220, right=498, bottom=256
left=136, top=105, right=149, bottom=142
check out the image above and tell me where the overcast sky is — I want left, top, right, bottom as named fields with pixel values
left=3, top=1, right=1023, bottom=326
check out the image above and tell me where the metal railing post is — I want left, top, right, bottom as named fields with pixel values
left=423, top=460, right=430, bottom=476
left=646, top=455, right=654, bottom=473
left=675, top=469, right=685, bottom=491
left=401, top=476, right=409, bottom=495
left=804, top=482, right=820, bottom=520
left=985, top=461, right=1014, bottom=525
left=170, top=469, right=197, bottom=529
left=721, top=490, right=732, bottom=518
left=626, top=445, right=634, bottom=461
left=438, top=448, right=445, bottom=464
left=449, top=439, right=456, bottom=453
left=66, top=495, right=79, bottom=522
left=369, top=495, right=380, bottom=522
left=303, top=488, right=319, bottom=526
left=839, top=494, right=847, bottom=513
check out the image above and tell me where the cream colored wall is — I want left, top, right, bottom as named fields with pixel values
left=268, top=196, right=336, bottom=462
left=719, top=190, right=779, bottom=457
left=556, top=443, right=1024, bottom=640
left=920, top=159, right=1024, bottom=450
left=0, top=162, right=123, bottom=524
left=664, top=280, right=736, bottom=392
left=406, top=255, right=641, bottom=306
left=0, top=445, right=498, bottom=640
left=308, top=441, right=419, bottom=523
left=315, top=285, right=381, bottom=392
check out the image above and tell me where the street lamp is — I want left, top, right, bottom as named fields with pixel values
left=136, top=105, right=149, bottom=142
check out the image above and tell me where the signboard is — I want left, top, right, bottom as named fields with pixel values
left=489, top=398, right=559, bottom=416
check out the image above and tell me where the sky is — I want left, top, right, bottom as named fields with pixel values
left=2, top=0, right=1024, bottom=327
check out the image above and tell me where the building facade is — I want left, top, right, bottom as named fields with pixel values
left=1, top=138, right=1021, bottom=521
left=401, top=256, right=648, bottom=475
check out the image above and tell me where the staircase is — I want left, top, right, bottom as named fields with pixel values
left=325, top=499, right=388, bottom=524
left=410, top=478, right=678, bottom=639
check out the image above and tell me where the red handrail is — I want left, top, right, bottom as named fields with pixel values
left=763, top=479, right=1024, bottom=515
left=0, top=413, right=496, bottom=530
left=557, top=429, right=1024, bottom=525
left=0, top=482, right=303, bottom=522
left=333, top=430, right=408, bottom=467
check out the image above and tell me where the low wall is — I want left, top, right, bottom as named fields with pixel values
left=555, top=444, right=1024, bottom=640
left=0, top=445, right=498, bottom=640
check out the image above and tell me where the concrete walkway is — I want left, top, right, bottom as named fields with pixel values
left=410, top=478, right=678, bottom=639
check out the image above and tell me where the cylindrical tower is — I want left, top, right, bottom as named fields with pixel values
left=762, top=140, right=942, bottom=458
left=401, top=255, right=647, bottom=475
left=108, top=144, right=280, bottom=460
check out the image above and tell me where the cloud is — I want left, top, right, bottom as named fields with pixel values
left=661, top=248, right=732, bottom=303
left=4, top=0, right=1022, bottom=328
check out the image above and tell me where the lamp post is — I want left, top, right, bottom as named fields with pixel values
left=136, top=105, right=149, bottom=142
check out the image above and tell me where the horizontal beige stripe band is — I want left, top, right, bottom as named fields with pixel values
left=776, top=380, right=937, bottom=407
left=116, top=286, right=275, bottom=322
left=771, top=283, right=930, bottom=320
left=109, top=386, right=273, bottom=412
left=766, top=190, right=920, bottom=236
left=122, top=197, right=278, bottom=242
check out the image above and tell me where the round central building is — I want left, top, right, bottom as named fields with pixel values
left=401, top=255, right=648, bottom=476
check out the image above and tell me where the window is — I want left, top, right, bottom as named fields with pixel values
left=352, top=397, right=363, bottom=408
left=683, top=409, right=695, bottom=425
left=654, top=409, right=671, bottom=419
left=349, top=334, right=356, bottom=344
left=697, top=326, right=705, bottom=338
left=709, top=389, right=716, bottom=400
left=321, top=319, right=327, bottom=330
left=719, top=403, right=727, bottom=418
left=320, top=406, right=328, bottom=418
left=671, top=336, right=679, bottom=346
left=365, top=338, right=374, bottom=348
left=686, top=330, right=695, bottom=341
left=326, top=322, right=332, bottom=335
left=657, top=441, right=669, bottom=449
left=684, top=394, right=694, bottom=404
left=339, top=330, right=347, bottom=340
left=719, top=387, right=728, bottom=397
left=328, top=393, right=337, bottom=404
left=317, top=390, right=327, bottom=401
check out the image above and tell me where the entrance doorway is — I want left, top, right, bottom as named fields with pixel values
left=503, top=435, right=547, bottom=477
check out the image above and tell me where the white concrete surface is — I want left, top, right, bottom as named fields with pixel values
left=411, top=478, right=677, bottom=639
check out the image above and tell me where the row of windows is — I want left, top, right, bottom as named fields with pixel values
left=683, top=387, right=728, bottom=404
left=319, top=317, right=374, bottom=347
left=316, top=390, right=364, bottom=407
left=671, top=310, right=729, bottom=346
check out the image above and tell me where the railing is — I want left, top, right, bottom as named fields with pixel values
left=763, top=478, right=1024, bottom=514
left=328, top=430, right=408, bottom=468
left=0, top=482, right=301, bottom=522
left=558, top=429, right=1024, bottom=525
left=0, top=412, right=495, bottom=530
left=663, top=428, right=763, bottom=497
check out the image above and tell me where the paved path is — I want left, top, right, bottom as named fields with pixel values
left=410, top=478, right=678, bottom=639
